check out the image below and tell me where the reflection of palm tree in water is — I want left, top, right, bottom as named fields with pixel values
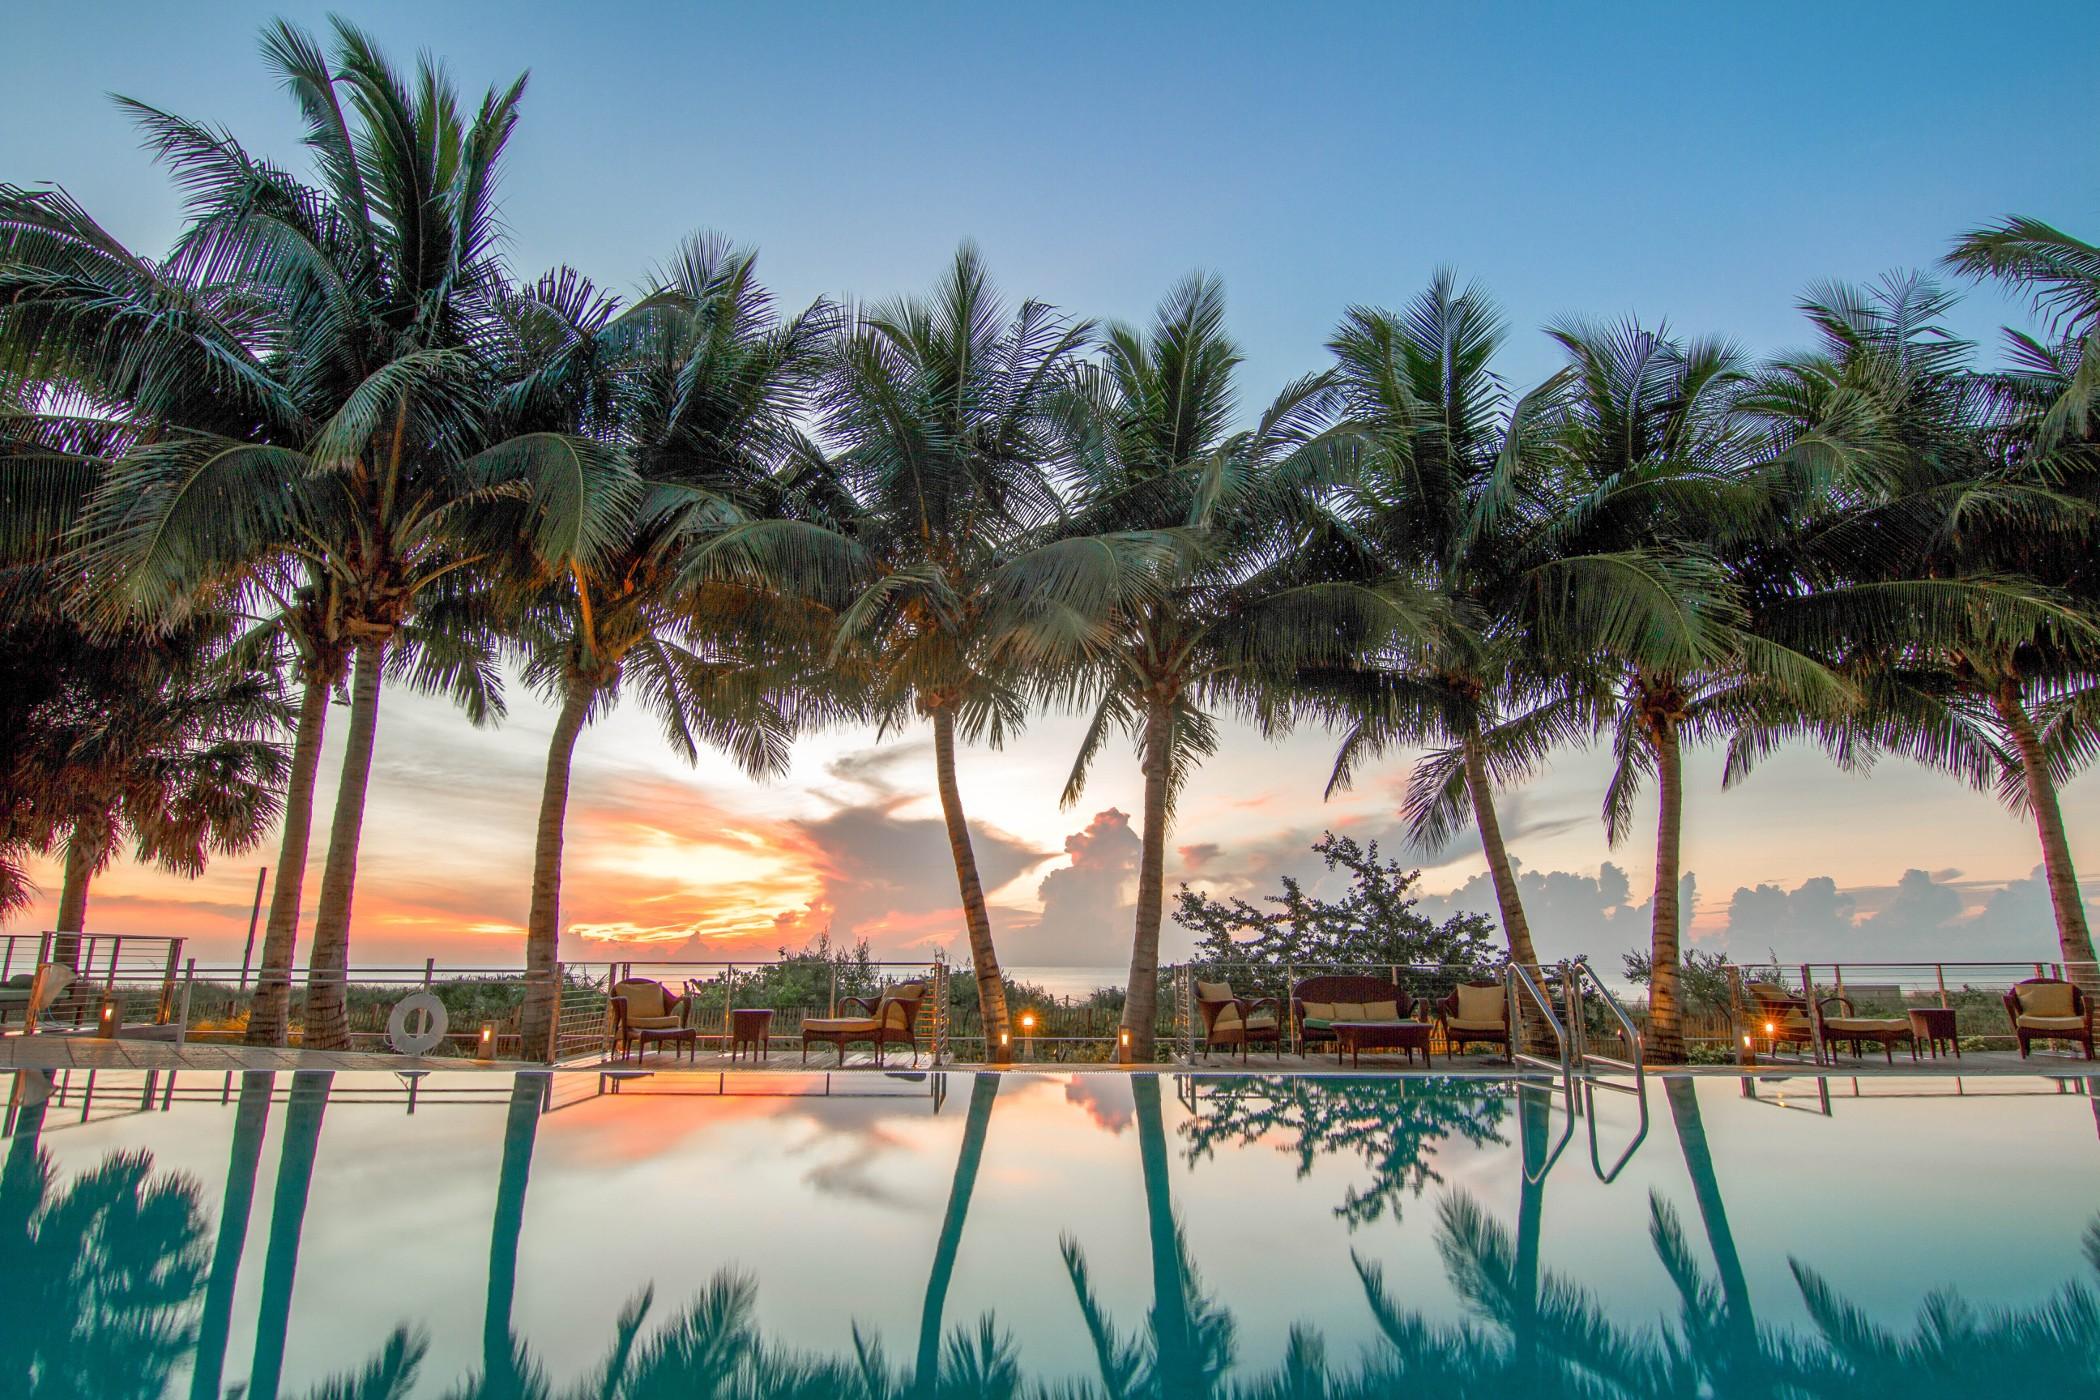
left=914, top=1071, right=998, bottom=1396
left=483, top=1072, right=547, bottom=1393
left=189, top=1070, right=275, bottom=1400
left=1, top=1070, right=210, bottom=1400
left=1178, top=1074, right=1507, bottom=1227
left=248, top=1069, right=333, bottom=1400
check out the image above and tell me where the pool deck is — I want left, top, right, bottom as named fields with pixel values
left=3, top=1032, right=2096, bottom=1079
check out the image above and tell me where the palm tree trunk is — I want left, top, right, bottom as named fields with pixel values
left=519, top=675, right=593, bottom=1060
left=915, top=1072, right=999, bottom=1395
left=189, top=1071, right=275, bottom=1400
left=51, top=812, right=105, bottom=968
left=1122, top=697, right=1173, bottom=1062
left=249, top=1069, right=332, bottom=1400
left=1647, top=722, right=1687, bottom=1063
left=1463, top=731, right=1538, bottom=967
left=1991, top=680, right=2099, bottom=987
left=247, top=679, right=332, bottom=1046
left=931, top=706, right=1010, bottom=1050
left=303, top=639, right=385, bottom=1051
left=483, top=1073, right=544, bottom=1386
left=1512, top=1082, right=1552, bottom=1383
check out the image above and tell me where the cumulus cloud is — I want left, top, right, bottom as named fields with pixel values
left=1723, top=877, right=1857, bottom=958
left=1413, top=861, right=1694, bottom=963
left=1005, top=809, right=1141, bottom=965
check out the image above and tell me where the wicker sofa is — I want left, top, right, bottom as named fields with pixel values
left=1289, top=975, right=1413, bottom=1055
left=801, top=981, right=927, bottom=1066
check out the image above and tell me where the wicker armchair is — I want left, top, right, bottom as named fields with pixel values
left=801, top=981, right=926, bottom=1066
left=610, top=978, right=691, bottom=1059
left=1290, top=975, right=1412, bottom=1054
left=1814, top=995, right=1916, bottom=1064
left=2001, top=978, right=2095, bottom=1059
left=1195, top=980, right=1282, bottom=1062
left=1435, top=981, right=1511, bottom=1060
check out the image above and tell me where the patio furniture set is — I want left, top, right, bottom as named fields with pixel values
left=1195, top=973, right=1513, bottom=1067
left=1741, top=976, right=2095, bottom=1064
left=609, top=977, right=928, bottom=1066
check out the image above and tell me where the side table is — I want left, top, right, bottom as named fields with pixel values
left=1907, top=1005, right=1959, bottom=1059
left=729, top=1007, right=774, bottom=1063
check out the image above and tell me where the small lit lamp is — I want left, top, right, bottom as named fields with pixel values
left=995, top=1029, right=1012, bottom=1064
left=1019, top=1011, right=1036, bottom=1062
left=477, top=1021, right=498, bottom=1061
left=1740, top=1031, right=1758, bottom=1067
left=97, top=997, right=119, bottom=1039
left=1118, top=1026, right=1132, bottom=1065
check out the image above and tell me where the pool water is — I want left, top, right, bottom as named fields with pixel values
left=5, top=1068, right=2097, bottom=1396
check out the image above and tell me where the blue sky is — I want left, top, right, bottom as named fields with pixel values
left=5, top=2, right=2097, bottom=967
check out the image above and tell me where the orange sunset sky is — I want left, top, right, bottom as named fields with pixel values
left=13, top=679, right=2095, bottom=976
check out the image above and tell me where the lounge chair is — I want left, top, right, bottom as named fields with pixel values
left=1195, top=980, right=1282, bottom=1062
left=2001, top=978, right=2095, bottom=1060
left=1814, top=995, right=1916, bottom=1064
left=1290, top=975, right=1412, bottom=1056
left=1742, top=979, right=1816, bottom=1057
left=801, top=981, right=926, bottom=1066
left=1436, top=981, right=1512, bottom=1061
left=609, top=978, right=692, bottom=1060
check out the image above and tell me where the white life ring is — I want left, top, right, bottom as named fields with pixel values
left=386, top=991, right=449, bottom=1055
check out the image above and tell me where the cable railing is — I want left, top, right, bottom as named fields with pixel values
left=1723, top=959, right=2100, bottom=1064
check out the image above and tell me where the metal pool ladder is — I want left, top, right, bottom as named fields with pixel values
left=1506, top=959, right=1650, bottom=1183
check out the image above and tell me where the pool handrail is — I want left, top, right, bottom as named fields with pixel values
left=1506, top=961, right=1573, bottom=1098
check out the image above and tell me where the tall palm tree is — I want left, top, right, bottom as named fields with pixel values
left=713, top=246, right=1162, bottom=1049
left=28, top=21, right=636, bottom=1048
left=1534, top=320, right=1848, bottom=1061
left=495, top=243, right=840, bottom=1056
left=1316, top=274, right=1601, bottom=968
left=1054, top=275, right=1407, bottom=1059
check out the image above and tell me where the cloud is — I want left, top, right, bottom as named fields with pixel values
left=1413, top=860, right=1694, bottom=963
left=1178, top=842, right=1221, bottom=870
left=1723, top=877, right=1858, bottom=959
left=1005, top=809, right=1141, bottom=965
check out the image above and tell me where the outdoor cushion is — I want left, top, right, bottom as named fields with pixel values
left=1300, top=1017, right=1333, bottom=1030
left=1447, top=1016, right=1506, bottom=1033
left=1197, top=980, right=1236, bottom=1004
left=1301, top=1001, right=1335, bottom=1022
left=2016, top=982, right=2078, bottom=1018
left=881, top=985, right=924, bottom=1029
left=615, top=981, right=667, bottom=1019
left=1242, top=1011, right=1278, bottom=1031
left=1745, top=981, right=1795, bottom=1001
left=2017, top=1014, right=2089, bottom=1033
left=1455, top=984, right=1504, bottom=1024
left=626, top=1014, right=682, bottom=1030
left=1332, top=1001, right=1368, bottom=1022
left=1823, top=1017, right=1906, bottom=1034
left=1362, top=999, right=1401, bottom=1021
left=803, top=1016, right=880, bottom=1033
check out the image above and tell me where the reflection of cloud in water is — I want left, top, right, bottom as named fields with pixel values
left=1064, top=1076, right=1134, bottom=1135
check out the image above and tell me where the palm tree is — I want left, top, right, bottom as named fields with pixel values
left=1533, top=320, right=1844, bottom=1062
left=483, top=1074, right=544, bottom=1389
left=33, top=21, right=637, bottom=1048
left=14, top=617, right=286, bottom=954
left=1729, top=274, right=2100, bottom=981
left=1053, top=275, right=1407, bottom=1059
left=1315, top=274, right=1600, bottom=968
left=715, top=245, right=1161, bottom=1048
left=494, top=243, right=840, bottom=1057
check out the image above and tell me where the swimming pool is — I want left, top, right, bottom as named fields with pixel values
left=6, top=1067, right=2097, bottom=1396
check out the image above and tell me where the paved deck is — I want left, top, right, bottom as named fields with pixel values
left=3, top=1032, right=2095, bottom=1079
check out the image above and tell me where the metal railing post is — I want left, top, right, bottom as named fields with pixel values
left=1726, top=963, right=1749, bottom=1063
left=1936, top=963, right=1949, bottom=1010
left=423, top=958, right=436, bottom=988
left=176, top=960, right=195, bottom=1045
left=1801, top=962, right=1825, bottom=1065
